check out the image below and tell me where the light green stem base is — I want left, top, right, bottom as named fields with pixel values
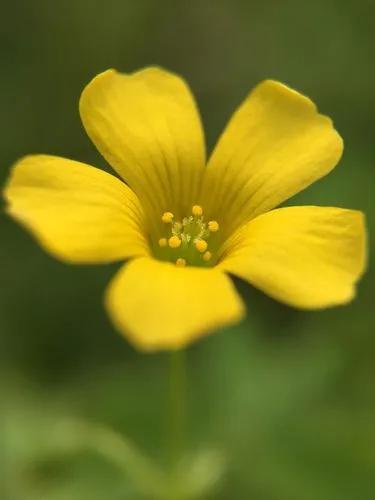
left=168, top=349, right=188, bottom=466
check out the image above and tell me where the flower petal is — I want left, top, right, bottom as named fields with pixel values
left=5, top=155, right=149, bottom=263
left=219, top=206, right=366, bottom=309
left=105, top=257, right=245, bottom=351
left=79, top=67, right=206, bottom=226
left=201, top=80, right=343, bottom=238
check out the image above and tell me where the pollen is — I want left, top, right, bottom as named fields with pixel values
left=168, top=235, right=182, bottom=248
left=203, top=251, right=212, bottom=262
left=208, top=220, right=219, bottom=232
left=162, top=211, right=174, bottom=223
left=192, top=205, right=203, bottom=217
left=176, top=258, right=186, bottom=267
left=158, top=237, right=167, bottom=247
left=195, top=239, right=208, bottom=253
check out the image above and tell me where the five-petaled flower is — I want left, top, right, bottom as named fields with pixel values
left=4, top=67, right=367, bottom=351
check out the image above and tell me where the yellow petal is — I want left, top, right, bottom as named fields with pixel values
left=105, top=257, right=245, bottom=351
left=79, top=67, right=206, bottom=227
left=4, top=155, right=149, bottom=263
left=219, top=206, right=366, bottom=309
left=201, top=80, right=343, bottom=238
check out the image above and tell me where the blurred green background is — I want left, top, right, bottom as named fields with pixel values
left=0, top=1, right=374, bottom=499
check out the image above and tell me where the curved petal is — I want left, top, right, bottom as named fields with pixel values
left=201, top=80, right=343, bottom=239
left=219, top=206, right=367, bottom=309
left=105, top=257, right=245, bottom=351
left=79, top=67, right=206, bottom=228
left=4, top=155, right=149, bottom=263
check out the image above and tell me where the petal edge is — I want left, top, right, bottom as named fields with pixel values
left=105, top=257, right=245, bottom=351
left=80, top=67, right=206, bottom=230
left=219, top=206, right=367, bottom=309
left=4, top=155, right=149, bottom=263
left=201, top=80, right=343, bottom=238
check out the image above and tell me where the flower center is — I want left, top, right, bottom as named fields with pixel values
left=156, top=205, right=219, bottom=267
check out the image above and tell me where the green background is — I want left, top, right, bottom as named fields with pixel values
left=0, top=1, right=374, bottom=499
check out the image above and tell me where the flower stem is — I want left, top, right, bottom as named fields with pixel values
left=168, top=349, right=188, bottom=467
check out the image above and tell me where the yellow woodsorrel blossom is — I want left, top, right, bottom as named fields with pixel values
left=4, top=68, right=367, bottom=351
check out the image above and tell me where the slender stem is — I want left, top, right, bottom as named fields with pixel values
left=168, top=349, right=188, bottom=466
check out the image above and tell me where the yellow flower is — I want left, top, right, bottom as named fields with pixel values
left=4, top=67, right=367, bottom=351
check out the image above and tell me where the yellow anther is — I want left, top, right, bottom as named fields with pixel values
left=192, top=205, right=203, bottom=217
left=195, top=239, right=208, bottom=253
left=162, top=211, right=174, bottom=223
left=176, top=258, right=186, bottom=267
left=208, top=220, right=219, bottom=232
left=158, top=237, right=167, bottom=248
left=168, top=235, right=182, bottom=249
left=203, top=251, right=212, bottom=262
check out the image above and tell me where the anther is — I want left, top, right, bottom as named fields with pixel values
left=192, top=205, right=203, bottom=217
left=162, top=212, right=174, bottom=223
left=208, top=220, right=219, bottom=232
left=168, top=235, right=182, bottom=249
left=203, top=251, right=212, bottom=262
left=158, top=237, right=167, bottom=247
left=176, top=258, right=186, bottom=267
left=195, top=239, right=208, bottom=253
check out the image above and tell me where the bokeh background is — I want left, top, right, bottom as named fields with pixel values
left=1, top=1, right=374, bottom=499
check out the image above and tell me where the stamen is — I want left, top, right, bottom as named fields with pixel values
left=195, top=239, right=208, bottom=253
left=168, top=235, right=182, bottom=248
left=172, top=221, right=182, bottom=236
left=208, top=220, right=219, bottom=232
left=203, top=251, right=212, bottom=262
left=158, top=206, right=218, bottom=266
left=182, top=216, right=193, bottom=227
left=192, top=205, right=203, bottom=217
left=162, top=211, right=174, bottom=223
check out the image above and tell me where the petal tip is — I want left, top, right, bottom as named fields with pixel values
left=79, top=68, right=118, bottom=112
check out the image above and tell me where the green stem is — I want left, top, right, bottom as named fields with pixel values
left=168, top=349, right=188, bottom=467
